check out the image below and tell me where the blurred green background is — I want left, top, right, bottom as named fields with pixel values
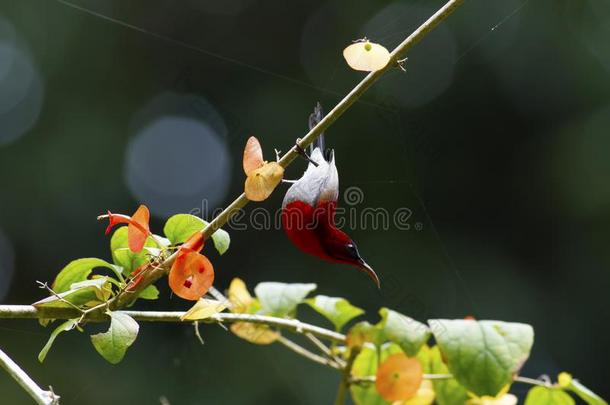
left=1, top=0, right=609, bottom=403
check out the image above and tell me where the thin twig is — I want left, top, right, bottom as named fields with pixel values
left=35, top=281, right=85, bottom=314
left=193, top=321, right=204, bottom=345
left=305, top=332, right=333, bottom=356
left=305, top=332, right=346, bottom=367
left=350, top=373, right=550, bottom=387
left=0, top=347, right=59, bottom=405
left=514, top=375, right=552, bottom=387
left=350, top=373, right=455, bottom=385
left=276, top=335, right=342, bottom=370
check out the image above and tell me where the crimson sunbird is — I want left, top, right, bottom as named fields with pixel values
left=281, top=104, right=380, bottom=288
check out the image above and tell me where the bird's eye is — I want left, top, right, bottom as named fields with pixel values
left=345, top=243, right=359, bottom=258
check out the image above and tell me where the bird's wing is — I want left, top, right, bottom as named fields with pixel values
left=283, top=148, right=334, bottom=207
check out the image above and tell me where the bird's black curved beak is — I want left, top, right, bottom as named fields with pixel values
left=358, top=259, right=380, bottom=289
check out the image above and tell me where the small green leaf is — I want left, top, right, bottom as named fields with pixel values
left=138, top=285, right=160, bottom=300
left=377, top=308, right=430, bottom=356
left=71, top=277, right=108, bottom=291
left=525, top=386, right=575, bottom=405
left=163, top=214, right=204, bottom=244
left=70, top=277, right=113, bottom=301
left=110, top=227, right=155, bottom=276
left=210, top=228, right=230, bottom=255
left=429, top=319, right=534, bottom=397
left=33, top=277, right=112, bottom=309
left=305, top=295, right=364, bottom=331
left=350, top=343, right=403, bottom=405
left=52, top=258, right=118, bottom=293
left=347, top=321, right=386, bottom=349
left=91, top=312, right=139, bottom=364
left=254, top=282, right=316, bottom=317
left=428, top=345, right=469, bottom=405
left=559, top=373, right=608, bottom=405
left=38, top=319, right=79, bottom=363
left=163, top=214, right=231, bottom=255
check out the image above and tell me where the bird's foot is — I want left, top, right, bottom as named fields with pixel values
left=294, top=138, right=319, bottom=167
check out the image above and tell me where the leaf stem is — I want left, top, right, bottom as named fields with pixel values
left=514, top=375, right=552, bottom=387
left=0, top=347, right=59, bottom=405
left=276, top=335, right=342, bottom=370
left=305, top=332, right=346, bottom=368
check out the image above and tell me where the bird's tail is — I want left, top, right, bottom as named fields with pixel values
left=309, top=102, right=325, bottom=155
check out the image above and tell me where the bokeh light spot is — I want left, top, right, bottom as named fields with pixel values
left=125, top=96, right=232, bottom=218
left=0, top=17, right=44, bottom=146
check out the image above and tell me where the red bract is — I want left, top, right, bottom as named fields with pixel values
left=127, top=205, right=150, bottom=252
left=101, top=205, right=151, bottom=253
left=127, top=263, right=149, bottom=291
left=169, top=232, right=214, bottom=301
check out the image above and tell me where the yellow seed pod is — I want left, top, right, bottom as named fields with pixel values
left=228, top=277, right=253, bottom=313
left=343, top=40, right=391, bottom=72
left=230, top=322, right=279, bottom=345
left=243, top=136, right=264, bottom=176
left=244, top=161, right=284, bottom=201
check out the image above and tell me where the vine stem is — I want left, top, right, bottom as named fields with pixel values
left=0, top=347, right=59, bottom=405
left=0, top=305, right=345, bottom=343
left=335, top=348, right=361, bottom=405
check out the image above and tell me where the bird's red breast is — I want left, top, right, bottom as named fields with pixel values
left=282, top=200, right=350, bottom=264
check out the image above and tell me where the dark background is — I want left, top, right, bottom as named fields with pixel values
left=1, top=0, right=609, bottom=404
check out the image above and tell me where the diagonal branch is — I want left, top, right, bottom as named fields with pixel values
left=0, top=347, right=59, bottom=405
left=106, top=0, right=465, bottom=311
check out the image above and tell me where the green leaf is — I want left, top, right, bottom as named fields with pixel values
left=38, top=319, right=79, bottom=363
left=138, top=285, right=160, bottom=300
left=525, top=386, right=575, bottom=405
left=428, top=345, right=469, bottom=405
left=33, top=277, right=112, bottom=309
left=347, top=321, right=386, bottom=349
left=350, top=343, right=403, bottom=405
left=254, top=282, right=316, bottom=317
left=163, top=213, right=231, bottom=255
left=305, top=295, right=364, bottom=331
left=377, top=308, right=430, bottom=356
left=110, top=227, right=154, bottom=276
left=559, top=373, right=608, bottom=405
left=91, top=312, right=139, bottom=364
left=52, top=258, right=118, bottom=293
left=209, top=228, right=230, bottom=255
left=429, top=319, right=534, bottom=397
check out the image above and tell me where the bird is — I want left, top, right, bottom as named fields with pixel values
left=281, top=103, right=380, bottom=288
